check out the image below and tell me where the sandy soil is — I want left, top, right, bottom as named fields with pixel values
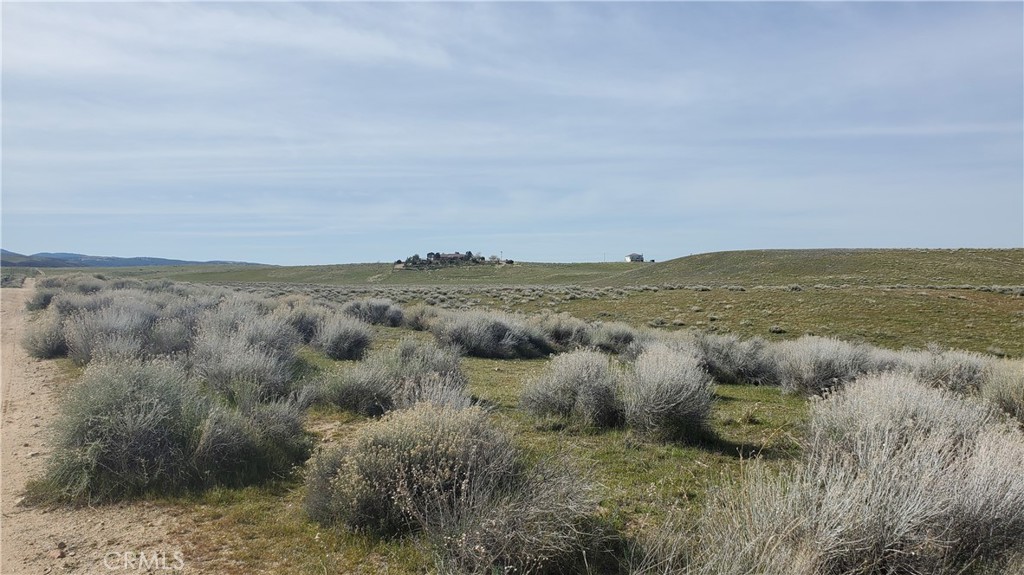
left=1, top=280, right=191, bottom=574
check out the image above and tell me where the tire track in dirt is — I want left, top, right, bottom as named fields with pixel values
left=1, top=281, right=192, bottom=574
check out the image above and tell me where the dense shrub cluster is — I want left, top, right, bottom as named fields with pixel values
left=23, top=279, right=221, bottom=364
left=20, top=309, right=67, bottom=359
left=276, top=298, right=330, bottom=344
left=522, top=345, right=714, bottom=441
left=672, top=373, right=1024, bottom=575
left=21, top=278, right=318, bottom=503
left=431, top=310, right=555, bottom=359
left=900, top=344, right=994, bottom=394
left=770, top=335, right=889, bottom=395
left=33, top=361, right=311, bottom=503
left=692, top=332, right=778, bottom=386
left=402, top=303, right=441, bottom=331
left=305, top=403, right=595, bottom=573
left=20, top=270, right=1023, bottom=565
left=191, top=301, right=302, bottom=403
left=340, top=298, right=404, bottom=326
left=321, top=338, right=469, bottom=415
left=528, top=311, right=593, bottom=349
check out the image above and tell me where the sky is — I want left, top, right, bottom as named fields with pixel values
left=2, top=2, right=1022, bottom=266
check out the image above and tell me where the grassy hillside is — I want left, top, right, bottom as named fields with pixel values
left=70, top=248, right=1024, bottom=288
left=619, top=248, right=1024, bottom=287
left=30, top=248, right=1024, bottom=354
left=83, top=261, right=640, bottom=286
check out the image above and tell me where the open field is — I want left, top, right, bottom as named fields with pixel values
left=53, top=248, right=1024, bottom=287
left=57, top=248, right=1024, bottom=356
left=4, top=248, right=1023, bottom=574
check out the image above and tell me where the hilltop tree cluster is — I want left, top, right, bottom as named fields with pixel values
left=397, top=251, right=512, bottom=269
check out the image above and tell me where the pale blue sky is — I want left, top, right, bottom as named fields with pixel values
left=3, top=2, right=1022, bottom=265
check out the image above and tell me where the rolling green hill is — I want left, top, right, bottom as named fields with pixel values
left=616, top=248, right=1024, bottom=287
left=95, top=248, right=1024, bottom=287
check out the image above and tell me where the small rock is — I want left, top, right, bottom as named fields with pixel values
left=48, top=549, right=65, bottom=559
left=22, top=443, right=29, bottom=447
left=28, top=452, right=40, bottom=457
left=56, top=541, right=67, bottom=550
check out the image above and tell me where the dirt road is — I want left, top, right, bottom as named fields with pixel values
left=1, top=281, right=188, bottom=574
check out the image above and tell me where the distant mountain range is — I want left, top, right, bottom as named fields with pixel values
left=0, top=249, right=263, bottom=268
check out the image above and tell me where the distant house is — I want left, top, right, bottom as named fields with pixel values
left=625, top=253, right=644, bottom=262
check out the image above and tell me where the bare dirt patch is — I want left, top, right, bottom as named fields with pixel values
left=1, top=280, right=192, bottom=574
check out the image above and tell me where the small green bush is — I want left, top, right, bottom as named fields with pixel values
left=72, top=277, right=105, bottom=294
left=305, top=404, right=518, bottom=534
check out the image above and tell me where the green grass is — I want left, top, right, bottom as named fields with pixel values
left=154, top=346, right=807, bottom=574
left=530, top=286, right=1024, bottom=357
left=462, top=355, right=806, bottom=527
left=74, top=248, right=1024, bottom=288
left=163, top=482, right=427, bottom=575
left=619, top=248, right=1024, bottom=287
left=66, top=249, right=1023, bottom=357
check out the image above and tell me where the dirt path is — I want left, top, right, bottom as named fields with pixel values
left=1, top=280, right=191, bottom=574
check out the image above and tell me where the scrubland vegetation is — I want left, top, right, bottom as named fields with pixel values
left=15, top=261, right=1024, bottom=573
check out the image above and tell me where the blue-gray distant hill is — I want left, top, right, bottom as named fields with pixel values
left=0, top=249, right=263, bottom=268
